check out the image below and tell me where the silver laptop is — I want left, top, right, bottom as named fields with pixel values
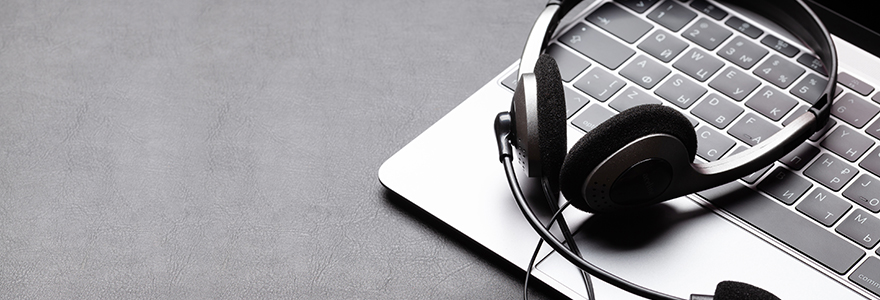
left=379, top=0, right=880, bottom=298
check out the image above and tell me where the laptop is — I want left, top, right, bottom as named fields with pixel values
left=379, top=0, right=880, bottom=298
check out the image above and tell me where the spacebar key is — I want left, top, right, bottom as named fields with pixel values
left=697, top=182, right=864, bottom=274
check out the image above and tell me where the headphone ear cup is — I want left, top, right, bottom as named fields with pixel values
left=533, top=54, right=567, bottom=188
left=559, top=105, right=697, bottom=212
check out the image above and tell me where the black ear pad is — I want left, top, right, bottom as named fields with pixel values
left=714, top=281, right=780, bottom=300
left=559, top=105, right=697, bottom=212
left=534, top=54, right=567, bottom=189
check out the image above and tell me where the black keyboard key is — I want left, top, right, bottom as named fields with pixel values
left=718, top=36, right=767, bottom=69
left=683, top=18, right=732, bottom=50
left=832, top=93, right=880, bottom=128
left=838, top=72, right=874, bottom=96
left=745, top=86, right=797, bottom=121
left=619, top=55, right=670, bottom=89
left=574, top=67, right=626, bottom=102
left=673, top=48, right=724, bottom=82
left=797, top=187, right=851, bottom=226
left=866, top=118, right=880, bottom=140
left=609, top=87, right=661, bottom=112
left=697, top=181, right=864, bottom=274
left=753, top=55, right=804, bottom=89
left=501, top=70, right=518, bottom=91
left=837, top=209, right=880, bottom=248
left=725, top=16, right=763, bottom=39
left=710, top=67, right=761, bottom=101
left=587, top=3, right=653, bottom=44
left=690, top=0, right=727, bottom=20
left=692, top=93, right=743, bottom=129
left=616, top=0, right=658, bottom=13
left=761, top=35, right=800, bottom=57
left=779, top=142, right=819, bottom=171
left=563, top=86, right=589, bottom=118
left=572, top=104, right=616, bottom=133
left=821, top=125, right=874, bottom=162
left=655, top=74, right=706, bottom=109
left=850, top=257, right=880, bottom=297
left=561, top=23, right=635, bottom=70
left=695, top=125, right=735, bottom=161
left=742, top=164, right=773, bottom=184
left=758, top=167, right=812, bottom=205
left=638, top=29, right=688, bottom=62
left=860, top=147, right=880, bottom=177
left=805, top=153, right=858, bottom=191
left=728, top=113, right=779, bottom=146
left=797, top=53, right=828, bottom=76
left=648, top=2, right=696, bottom=32
left=843, top=174, right=880, bottom=213
left=791, top=73, right=829, bottom=104
left=546, top=44, right=591, bottom=82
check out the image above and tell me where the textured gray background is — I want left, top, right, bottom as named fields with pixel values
left=0, top=0, right=571, bottom=299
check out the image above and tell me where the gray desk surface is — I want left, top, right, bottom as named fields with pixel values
left=0, top=0, right=566, bottom=299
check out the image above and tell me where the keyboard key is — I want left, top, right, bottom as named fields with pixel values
left=695, top=125, right=735, bottom=161
left=725, top=16, right=763, bottom=39
left=728, top=113, right=780, bottom=146
left=837, top=209, right=880, bottom=248
left=838, top=72, right=874, bottom=96
left=797, top=53, right=828, bottom=76
left=655, top=74, right=706, bottom=109
left=683, top=18, right=732, bottom=50
left=745, top=86, right=797, bottom=121
left=546, top=44, right=591, bottom=82
left=850, top=257, right=880, bottom=297
left=616, top=0, right=658, bottom=13
left=832, top=93, right=880, bottom=128
left=865, top=118, right=880, bottom=140
left=572, top=104, right=616, bottom=133
left=821, top=125, right=874, bottom=162
left=761, top=35, right=800, bottom=58
left=501, top=70, right=518, bottom=91
left=574, top=67, right=626, bottom=102
left=758, top=167, right=812, bottom=205
left=710, top=67, right=761, bottom=101
left=843, top=174, right=880, bottom=213
left=861, top=147, right=880, bottom=176
left=619, top=55, right=670, bottom=89
left=648, top=2, right=696, bottom=32
left=587, top=3, right=653, bottom=44
left=638, top=29, right=688, bottom=62
left=791, top=73, right=829, bottom=104
left=697, top=181, right=863, bottom=274
left=609, top=87, right=661, bottom=112
left=691, top=93, right=743, bottom=129
left=753, top=55, right=804, bottom=89
left=779, top=142, right=819, bottom=171
left=563, top=86, right=590, bottom=118
left=673, top=48, right=724, bottom=82
left=690, top=0, right=727, bottom=20
left=718, top=36, right=768, bottom=69
left=560, top=23, right=635, bottom=70
left=805, top=153, right=858, bottom=191
left=797, top=187, right=851, bottom=226
left=742, top=164, right=772, bottom=184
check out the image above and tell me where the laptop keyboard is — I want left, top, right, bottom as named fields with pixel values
left=499, top=0, right=880, bottom=297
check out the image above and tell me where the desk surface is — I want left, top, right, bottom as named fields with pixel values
left=0, top=0, right=566, bottom=298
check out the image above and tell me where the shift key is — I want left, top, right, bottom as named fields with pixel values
left=698, top=181, right=864, bottom=274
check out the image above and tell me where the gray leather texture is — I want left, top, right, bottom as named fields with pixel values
left=0, top=0, right=564, bottom=299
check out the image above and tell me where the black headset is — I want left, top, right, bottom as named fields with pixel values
left=494, top=0, right=837, bottom=299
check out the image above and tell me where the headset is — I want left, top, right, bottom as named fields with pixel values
left=493, top=0, right=837, bottom=299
